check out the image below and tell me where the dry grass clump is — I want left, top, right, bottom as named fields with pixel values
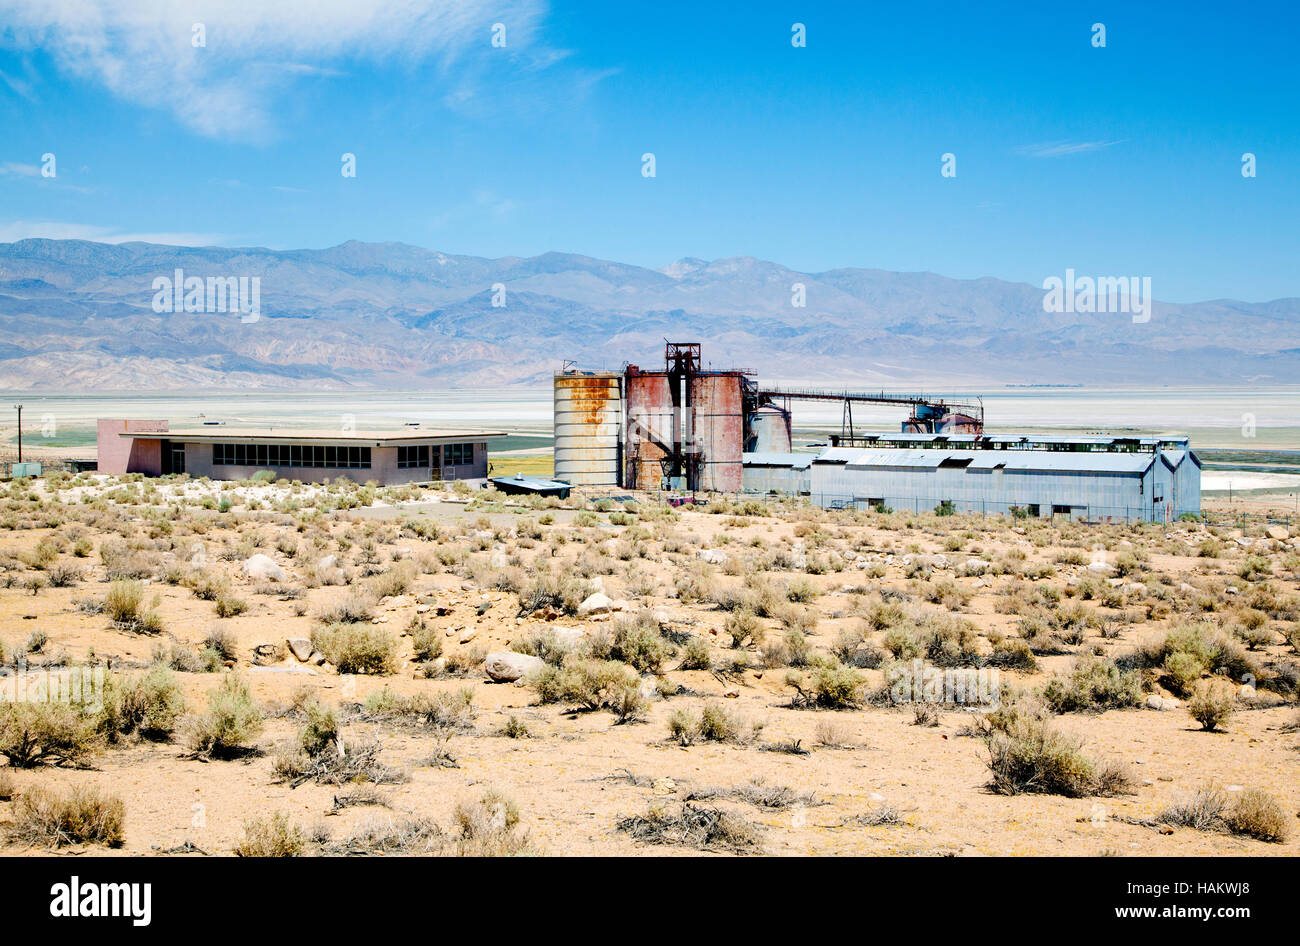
left=0, top=700, right=101, bottom=768
left=1225, top=788, right=1290, bottom=842
left=1185, top=680, right=1236, bottom=732
left=1136, top=624, right=1258, bottom=697
left=11, top=785, right=125, bottom=848
left=184, top=673, right=263, bottom=758
left=667, top=701, right=761, bottom=746
left=785, top=663, right=867, bottom=709
left=983, top=710, right=1133, bottom=798
left=686, top=778, right=820, bottom=811
left=102, top=579, right=163, bottom=633
left=311, top=623, right=397, bottom=675
left=1042, top=657, right=1144, bottom=714
left=314, top=593, right=375, bottom=625
left=1157, top=785, right=1290, bottom=843
left=235, top=812, right=304, bottom=856
left=617, top=803, right=761, bottom=854
left=450, top=789, right=535, bottom=856
left=516, top=573, right=586, bottom=616
left=588, top=611, right=675, bottom=673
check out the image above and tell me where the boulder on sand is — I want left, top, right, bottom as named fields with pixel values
left=484, top=651, right=545, bottom=683
left=241, top=553, right=287, bottom=582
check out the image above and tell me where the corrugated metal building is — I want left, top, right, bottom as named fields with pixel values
left=741, top=452, right=813, bottom=495
left=807, top=443, right=1200, bottom=522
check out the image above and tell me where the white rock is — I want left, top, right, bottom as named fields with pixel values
left=1266, top=525, right=1289, bottom=541
left=286, top=638, right=314, bottom=662
left=964, top=559, right=989, bottom=574
left=1087, top=561, right=1114, bottom=573
left=697, top=549, right=727, bottom=565
left=578, top=592, right=616, bottom=616
left=317, top=555, right=337, bottom=570
left=241, top=553, right=287, bottom=582
left=490, top=551, right=507, bottom=568
left=484, top=651, right=545, bottom=683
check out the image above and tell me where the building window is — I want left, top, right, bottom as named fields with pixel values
left=397, top=445, right=430, bottom=469
left=212, top=442, right=370, bottom=469
left=444, top=442, right=474, bottom=466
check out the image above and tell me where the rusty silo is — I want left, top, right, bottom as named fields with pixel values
left=689, top=371, right=744, bottom=492
left=553, top=370, right=622, bottom=486
left=748, top=402, right=792, bottom=454
left=623, top=366, right=676, bottom=490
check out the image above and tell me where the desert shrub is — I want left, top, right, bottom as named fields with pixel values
left=616, top=803, right=761, bottom=854
left=657, top=624, right=702, bottom=667
left=667, top=702, right=756, bottom=746
left=100, top=665, right=187, bottom=740
left=983, top=714, right=1132, bottom=798
left=202, top=627, right=239, bottom=663
left=1042, top=657, right=1143, bottom=713
left=508, top=626, right=573, bottom=665
left=724, top=610, right=764, bottom=648
left=235, top=812, right=304, bottom=856
left=185, top=673, right=263, bottom=758
left=315, top=594, right=375, bottom=624
left=12, top=785, right=125, bottom=848
left=408, top=617, right=443, bottom=662
left=1157, top=786, right=1228, bottom=831
left=989, top=637, right=1038, bottom=672
left=368, top=561, right=416, bottom=599
left=1186, top=680, right=1235, bottom=732
left=0, top=700, right=101, bottom=767
left=311, top=623, right=397, bottom=675
left=299, top=701, right=340, bottom=757
left=603, top=612, right=674, bottom=673
left=213, top=589, right=248, bottom=618
left=103, top=579, right=143, bottom=623
left=1226, top=789, right=1289, bottom=842
left=449, top=789, right=534, bottom=855
left=516, top=573, right=586, bottom=616
left=786, top=664, right=866, bottom=709
left=532, top=659, right=641, bottom=715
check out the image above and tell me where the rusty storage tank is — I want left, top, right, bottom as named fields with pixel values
left=689, top=372, right=744, bottom=492
left=748, top=403, right=792, bottom=454
left=553, top=370, right=622, bottom=486
left=624, top=367, right=675, bottom=490
left=936, top=412, right=982, bottom=434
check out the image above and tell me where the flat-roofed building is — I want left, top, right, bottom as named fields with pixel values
left=96, top=420, right=504, bottom=486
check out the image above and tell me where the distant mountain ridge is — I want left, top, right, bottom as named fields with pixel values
left=0, top=238, right=1295, bottom=391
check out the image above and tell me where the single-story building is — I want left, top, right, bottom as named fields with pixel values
left=96, top=419, right=505, bottom=487
left=808, top=442, right=1200, bottom=522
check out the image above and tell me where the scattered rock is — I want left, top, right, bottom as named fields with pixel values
left=652, top=777, right=676, bottom=796
left=484, top=651, right=545, bottom=683
left=697, top=549, right=727, bottom=565
left=578, top=592, right=616, bottom=616
left=1265, top=525, right=1289, bottom=541
left=317, top=555, right=337, bottom=570
left=241, top=553, right=287, bottom=582
left=286, top=638, right=314, bottom=662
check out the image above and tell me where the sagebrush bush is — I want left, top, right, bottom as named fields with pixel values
left=311, top=623, right=397, bottom=675
left=983, top=714, right=1132, bottom=798
left=235, top=812, right=304, bottom=856
left=786, top=664, right=866, bottom=709
left=101, top=665, right=187, bottom=740
left=0, top=699, right=101, bottom=767
left=1186, top=680, right=1235, bottom=732
left=13, top=785, right=125, bottom=848
left=1042, top=657, right=1143, bottom=713
left=1226, top=788, right=1289, bottom=842
left=533, top=659, right=641, bottom=715
left=185, top=673, right=263, bottom=757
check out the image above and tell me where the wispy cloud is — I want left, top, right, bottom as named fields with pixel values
left=0, top=162, right=41, bottom=177
left=0, top=220, right=227, bottom=245
left=1016, top=139, right=1125, bottom=158
left=0, top=0, right=558, bottom=140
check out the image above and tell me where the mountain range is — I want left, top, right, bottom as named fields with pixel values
left=0, top=238, right=1296, bottom=391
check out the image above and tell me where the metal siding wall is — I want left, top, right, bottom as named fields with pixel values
left=554, top=373, right=622, bottom=486
left=624, top=371, right=674, bottom=490
left=690, top=373, right=743, bottom=492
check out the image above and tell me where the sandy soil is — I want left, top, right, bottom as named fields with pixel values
left=0, top=474, right=1296, bottom=857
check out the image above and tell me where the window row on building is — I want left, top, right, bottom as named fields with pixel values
left=397, top=443, right=475, bottom=468
left=213, top=442, right=372, bottom=469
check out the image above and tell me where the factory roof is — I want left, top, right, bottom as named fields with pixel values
left=742, top=452, right=814, bottom=469
left=489, top=474, right=573, bottom=494
left=821, top=448, right=1164, bottom=475
left=120, top=427, right=505, bottom=446
left=833, top=431, right=1191, bottom=451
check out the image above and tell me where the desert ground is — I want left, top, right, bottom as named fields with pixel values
left=0, top=471, right=1296, bottom=856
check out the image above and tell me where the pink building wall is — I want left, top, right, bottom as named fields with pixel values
left=96, top=419, right=167, bottom=475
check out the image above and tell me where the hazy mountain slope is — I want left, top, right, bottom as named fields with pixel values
left=0, top=238, right=1294, bottom=391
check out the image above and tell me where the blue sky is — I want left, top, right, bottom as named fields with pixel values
left=0, top=0, right=1296, bottom=302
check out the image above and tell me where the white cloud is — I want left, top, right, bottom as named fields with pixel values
left=0, top=162, right=41, bottom=176
left=0, top=0, right=555, bottom=139
left=1016, top=140, right=1125, bottom=158
left=0, top=220, right=227, bottom=245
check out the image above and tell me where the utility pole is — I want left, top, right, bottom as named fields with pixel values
left=12, top=404, right=20, bottom=463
